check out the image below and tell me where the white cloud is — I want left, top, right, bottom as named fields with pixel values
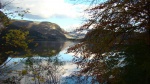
left=65, top=23, right=82, bottom=31
left=2, top=0, right=88, bottom=19
left=1, top=0, right=91, bottom=31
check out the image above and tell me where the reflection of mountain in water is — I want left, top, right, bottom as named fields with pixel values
left=0, top=41, right=81, bottom=84
left=31, top=41, right=65, bottom=56
left=0, top=41, right=74, bottom=66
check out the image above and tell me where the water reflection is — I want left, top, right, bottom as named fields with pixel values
left=0, top=41, right=97, bottom=84
left=31, top=41, right=64, bottom=56
left=0, top=41, right=81, bottom=84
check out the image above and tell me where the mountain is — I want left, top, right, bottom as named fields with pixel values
left=8, top=20, right=67, bottom=41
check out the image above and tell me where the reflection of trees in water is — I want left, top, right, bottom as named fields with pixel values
left=0, top=41, right=65, bottom=65
left=0, top=41, right=75, bottom=84
left=0, top=41, right=86, bottom=84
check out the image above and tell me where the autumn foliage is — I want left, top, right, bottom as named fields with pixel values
left=68, top=0, right=150, bottom=83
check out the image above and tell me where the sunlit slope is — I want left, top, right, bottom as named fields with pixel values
left=9, top=20, right=67, bottom=41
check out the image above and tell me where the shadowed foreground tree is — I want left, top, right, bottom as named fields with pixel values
left=68, top=0, right=150, bottom=84
left=0, top=1, right=31, bottom=65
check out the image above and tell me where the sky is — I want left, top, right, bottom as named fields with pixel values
left=1, top=0, right=92, bottom=31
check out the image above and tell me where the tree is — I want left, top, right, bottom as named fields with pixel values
left=68, top=0, right=150, bottom=83
left=0, top=11, right=9, bottom=32
left=1, top=29, right=31, bottom=54
left=0, top=1, right=31, bottom=65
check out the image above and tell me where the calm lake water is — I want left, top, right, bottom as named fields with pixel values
left=0, top=41, right=96, bottom=84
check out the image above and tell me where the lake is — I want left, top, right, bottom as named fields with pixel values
left=0, top=41, right=96, bottom=84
